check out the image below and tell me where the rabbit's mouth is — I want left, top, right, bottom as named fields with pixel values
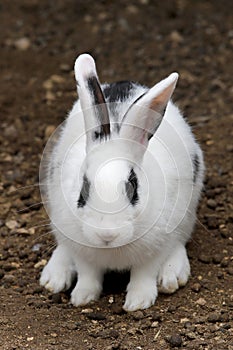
left=79, top=220, right=134, bottom=249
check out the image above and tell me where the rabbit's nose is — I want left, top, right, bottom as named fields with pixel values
left=96, top=230, right=118, bottom=243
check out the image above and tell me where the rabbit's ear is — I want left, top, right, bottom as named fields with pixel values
left=119, top=73, right=178, bottom=161
left=74, top=54, right=110, bottom=151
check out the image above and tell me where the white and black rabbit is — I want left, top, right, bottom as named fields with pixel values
left=40, top=54, right=204, bottom=311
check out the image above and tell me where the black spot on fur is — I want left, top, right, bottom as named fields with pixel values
left=87, top=76, right=110, bottom=138
left=125, top=168, right=139, bottom=205
left=193, top=154, right=200, bottom=183
left=77, top=175, right=90, bottom=208
left=103, top=81, right=135, bottom=103
left=87, top=76, right=105, bottom=106
left=94, top=130, right=105, bottom=140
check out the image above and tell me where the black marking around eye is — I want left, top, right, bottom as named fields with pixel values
left=87, top=76, right=110, bottom=139
left=193, top=154, right=200, bottom=183
left=77, top=175, right=90, bottom=208
left=125, top=168, right=139, bottom=206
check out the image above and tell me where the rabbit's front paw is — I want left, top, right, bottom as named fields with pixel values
left=123, top=283, right=158, bottom=312
left=40, top=250, right=75, bottom=293
left=158, top=244, right=190, bottom=294
left=71, top=280, right=101, bottom=306
left=40, top=262, right=74, bottom=293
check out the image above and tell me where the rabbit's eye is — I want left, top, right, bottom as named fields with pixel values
left=125, top=168, right=139, bottom=206
left=77, top=175, right=90, bottom=208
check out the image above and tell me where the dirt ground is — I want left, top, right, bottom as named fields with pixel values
left=0, top=1, right=233, bottom=349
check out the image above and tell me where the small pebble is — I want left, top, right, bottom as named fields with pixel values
left=108, top=330, right=119, bottom=339
left=108, top=296, right=114, bottom=304
left=126, top=5, right=139, bottom=14
left=180, top=317, right=190, bottom=324
left=206, top=216, right=218, bottom=229
left=27, top=336, right=34, bottom=341
left=227, top=267, right=233, bottom=275
left=3, top=274, right=15, bottom=283
left=4, top=264, right=16, bottom=272
left=86, top=312, right=106, bottom=321
left=198, top=254, right=211, bottom=264
left=217, top=271, right=224, bottom=279
left=169, top=30, right=184, bottom=44
left=45, top=91, right=56, bottom=102
left=132, top=310, right=144, bottom=320
left=32, top=244, right=42, bottom=252
left=67, top=322, right=78, bottom=330
left=20, top=189, right=32, bottom=200
left=5, top=220, right=19, bottom=230
left=220, top=258, right=229, bottom=268
left=32, top=286, right=44, bottom=294
left=34, top=259, right=47, bottom=269
left=59, top=63, right=71, bottom=72
left=4, top=125, right=18, bottom=139
left=111, top=304, right=125, bottom=315
left=207, top=199, right=217, bottom=209
left=44, top=125, right=56, bottom=139
left=16, top=228, right=32, bottom=236
left=151, top=314, right=162, bottom=322
left=186, top=332, right=196, bottom=340
left=212, top=254, right=223, bottom=264
left=43, top=79, right=53, bottom=90
left=167, top=305, right=177, bottom=312
left=14, top=37, right=31, bottom=50
left=51, top=293, right=62, bottom=304
left=50, top=74, right=65, bottom=84
left=167, top=334, right=182, bottom=347
left=207, top=312, right=221, bottom=323
left=195, top=316, right=206, bottom=324
left=220, top=230, right=230, bottom=239
left=50, top=333, right=57, bottom=337
left=196, top=298, right=207, bottom=306
left=81, top=308, right=94, bottom=314
left=191, top=283, right=201, bottom=292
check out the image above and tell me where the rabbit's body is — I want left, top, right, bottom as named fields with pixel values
left=40, top=54, right=204, bottom=311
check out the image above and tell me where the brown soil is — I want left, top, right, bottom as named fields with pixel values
left=0, top=1, right=233, bottom=349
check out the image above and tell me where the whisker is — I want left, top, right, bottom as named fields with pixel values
left=187, top=209, right=211, bottom=235
left=16, top=200, right=51, bottom=213
left=32, top=229, right=56, bottom=245
left=44, top=243, right=57, bottom=256
left=43, top=237, right=68, bottom=256
left=29, top=222, right=51, bottom=230
left=11, top=183, right=47, bottom=193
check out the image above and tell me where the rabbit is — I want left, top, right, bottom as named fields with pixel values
left=40, top=53, right=204, bottom=311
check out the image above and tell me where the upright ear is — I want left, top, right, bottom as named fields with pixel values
left=74, top=54, right=110, bottom=151
left=119, top=73, right=178, bottom=161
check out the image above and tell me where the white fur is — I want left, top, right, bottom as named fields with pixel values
left=40, top=54, right=204, bottom=311
left=74, top=53, right=97, bottom=83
